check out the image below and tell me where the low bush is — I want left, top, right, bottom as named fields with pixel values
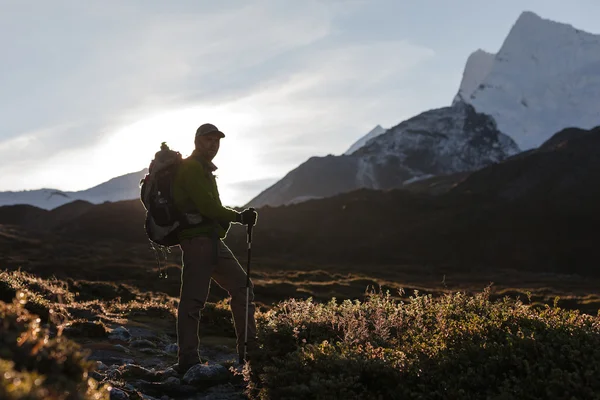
left=200, top=299, right=237, bottom=337
left=67, top=279, right=137, bottom=303
left=246, top=288, right=600, bottom=399
left=62, top=319, right=110, bottom=339
left=0, top=270, right=70, bottom=324
left=110, top=299, right=177, bottom=321
left=0, top=294, right=109, bottom=399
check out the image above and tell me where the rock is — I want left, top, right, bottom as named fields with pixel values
left=163, top=376, right=181, bottom=385
left=126, top=326, right=162, bottom=340
left=113, top=344, right=130, bottom=353
left=197, top=383, right=247, bottom=399
left=115, top=357, right=134, bottom=365
left=164, top=343, right=178, bottom=354
left=133, top=379, right=197, bottom=397
left=119, top=364, right=159, bottom=382
left=123, top=383, right=137, bottom=391
left=89, top=370, right=104, bottom=382
left=182, top=363, right=229, bottom=387
left=137, top=357, right=166, bottom=369
left=141, top=395, right=161, bottom=400
left=138, top=347, right=163, bottom=355
left=87, top=349, right=134, bottom=366
left=130, top=339, right=156, bottom=348
left=106, top=368, right=123, bottom=380
left=109, top=326, right=131, bottom=342
left=155, top=367, right=178, bottom=380
left=96, top=361, right=108, bottom=371
left=109, top=387, right=129, bottom=400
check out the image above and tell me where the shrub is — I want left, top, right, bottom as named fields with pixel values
left=0, top=271, right=70, bottom=324
left=67, top=279, right=137, bottom=303
left=200, top=299, right=237, bottom=337
left=109, top=299, right=177, bottom=322
left=62, top=320, right=110, bottom=339
left=245, top=288, right=600, bottom=399
left=0, top=270, right=74, bottom=305
left=0, top=293, right=109, bottom=399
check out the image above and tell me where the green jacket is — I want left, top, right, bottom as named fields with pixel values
left=172, top=151, right=240, bottom=241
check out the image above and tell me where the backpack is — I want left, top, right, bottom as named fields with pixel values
left=139, top=142, right=184, bottom=248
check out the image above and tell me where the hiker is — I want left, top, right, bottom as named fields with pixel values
left=171, top=123, right=258, bottom=374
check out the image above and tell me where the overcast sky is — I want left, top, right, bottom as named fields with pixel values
left=1, top=0, right=599, bottom=206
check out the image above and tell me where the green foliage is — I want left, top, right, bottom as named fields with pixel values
left=0, top=295, right=109, bottom=399
left=246, top=288, right=600, bottom=399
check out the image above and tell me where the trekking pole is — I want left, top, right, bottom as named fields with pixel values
left=241, top=210, right=255, bottom=364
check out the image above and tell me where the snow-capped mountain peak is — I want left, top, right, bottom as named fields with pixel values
left=344, top=125, right=387, bottom=155
left=246, top=101, right=519, bottom=208
left=454, top=49, right=495, bottom=102
left=354, top=101, right=520, bottom=183
left=459, top=11, right=600, bottom=150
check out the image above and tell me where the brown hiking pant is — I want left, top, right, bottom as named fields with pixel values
left=177, top=236, right=256, bottom=366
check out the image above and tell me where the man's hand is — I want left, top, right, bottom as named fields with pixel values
left=238, top=208, right=258, bottom=226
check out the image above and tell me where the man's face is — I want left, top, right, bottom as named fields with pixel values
left=196, top=133, right=221, bottom=161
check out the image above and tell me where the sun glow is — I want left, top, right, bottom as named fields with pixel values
left=93, top=103, right=265, bottom=205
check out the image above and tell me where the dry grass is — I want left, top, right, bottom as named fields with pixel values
left=0, top=294, right=109, bottom=399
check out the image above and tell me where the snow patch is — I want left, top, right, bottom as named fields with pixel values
left=403, top=174, right=435, bottom=185
left=455, top=49, right=495, bottom=101
left=286, top=195, right=323, bottom=205
left=356, top=158, right=378, bottom=188
left=344, top=125, right=387, bottom=155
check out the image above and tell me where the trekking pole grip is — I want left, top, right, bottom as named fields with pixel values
left=247, top=207, right=255, bottom=243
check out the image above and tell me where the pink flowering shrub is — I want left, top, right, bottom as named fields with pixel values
left=245, top=288, right=600, bottom=399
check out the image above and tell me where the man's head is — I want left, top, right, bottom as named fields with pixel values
left=194, top=123, right=225, bottom=161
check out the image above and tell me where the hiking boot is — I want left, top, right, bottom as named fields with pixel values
left=171, top=358, right=207, bottom=375
left=172, top=362, right=198, bottom=375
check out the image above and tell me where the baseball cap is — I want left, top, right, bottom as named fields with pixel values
left=196, top=123, right=225, bottom=138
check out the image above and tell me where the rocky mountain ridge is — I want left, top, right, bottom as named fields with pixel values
left=246, top=101, right=519, bottom=208
left=247, top=11, right=600, bottom=208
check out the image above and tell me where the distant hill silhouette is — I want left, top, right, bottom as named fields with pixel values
left=53, top=199, right=147, bottom=243
left=449, top=126, right=600, bottom=207
left=0, top=204, right=49, bottom=230
left=1, top=126, right=599, bottom=276
left=0, top=169, right=147, bottom=209
left=0, top=200, right=95, bottom=232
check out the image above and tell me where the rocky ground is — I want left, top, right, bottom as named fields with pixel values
left=0, top=268, right=251, bottom=400
left=82, top=321, right=248, bottom=400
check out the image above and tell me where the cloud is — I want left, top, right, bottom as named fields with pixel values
left=194, top=37, right=436, bottom=204
left=218, top=38, right=436, bottom=163
left=0, top=1, right=335, bottom=156
left=0, top=0, right=436, bottom=206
